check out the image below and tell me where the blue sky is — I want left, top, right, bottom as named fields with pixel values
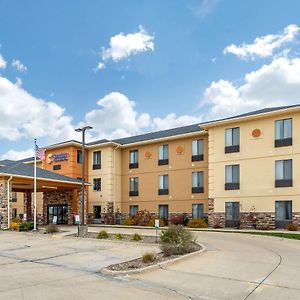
left=1, top=0, right=300, bottom=159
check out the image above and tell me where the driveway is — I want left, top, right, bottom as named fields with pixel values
left=0, top=229, right=299, bottom=299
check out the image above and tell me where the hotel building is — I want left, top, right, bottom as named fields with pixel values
left=0, top=104, right=299, bottom=229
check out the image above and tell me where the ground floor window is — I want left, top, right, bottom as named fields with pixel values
left=275, top=200, right=292, bottom=228
left=93, top=206, right=101, bottom=223
left=129, top=205, right=138, bottom=217
left=192, top=204, right=204, bottom=219
left=158, top=204, right=169, bottom=221
left=225, top=202, right=240, bottom=227
left=12, top=208, right=17, bottom=219
left=47, top=204, right=68, bottom=225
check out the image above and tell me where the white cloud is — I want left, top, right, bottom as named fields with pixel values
left=0, top=76, right=75, bottom=141
left=0, top=54, right=6, bottom=69
left=0, top=149, right=34, bottom=161
left=224, top=24, right=300, bottom=60
left=85, top=92, right=152, bottom=138
left=94, top=62, right=105, bottom=72
left=96, top=26, right=154, bottom=70
left=152, top=114, right=201, bottom=131
left=12, top=59, right=27, bottom=72
left=202, top=57, right=300, bottom=119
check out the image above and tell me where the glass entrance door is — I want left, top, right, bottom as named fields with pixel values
left=225, top=202, right=240, bottom=227
left=275, top=201, right=292, bottom=228
left=48, top=204, right=68, bottom=224
left=93, top=206, right=101, bottom=224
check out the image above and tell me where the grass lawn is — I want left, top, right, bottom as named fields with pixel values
left=197, top=229, right=300, bottom=240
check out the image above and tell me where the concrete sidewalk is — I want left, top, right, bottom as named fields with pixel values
left=1, top=229, right=299, bottom=299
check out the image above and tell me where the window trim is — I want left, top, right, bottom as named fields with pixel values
left=129, top=150, right=139, bottom=169
left=93, top=178, right=101, bottom=192
left=192, top=203, right=204, bottom=219
left=93, top=151, right=101, bottom=169
left=192, top=171, right=204, bottom=193
left=225, top=127, right=240, bottom=153
left=192, top=139, right=204, bottom=161
left=129, top=177, right=139, bottom=196
left=158, top=144, right=169, bottom=165
left=275, top=118, right=292, bottom=147
left=275, top=159, right=293, bottom=187
left=129, top=205, right=139, bottom=217
left=77, top=150, right=83, bottom=164
left=158, top=174, right=169, bottom=195
left=225, top=164, right=240, bottom=190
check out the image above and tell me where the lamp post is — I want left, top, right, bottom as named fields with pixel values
left=75, top=126, right=93, bottom=228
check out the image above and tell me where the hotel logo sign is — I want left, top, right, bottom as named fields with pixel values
left=47, top=152, right=69, bottom=164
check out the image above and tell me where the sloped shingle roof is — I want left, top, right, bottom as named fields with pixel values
left=0, top=160, right=81, bottom=184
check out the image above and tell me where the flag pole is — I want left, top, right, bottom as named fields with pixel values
left=34, top=138, right=37, bottom=231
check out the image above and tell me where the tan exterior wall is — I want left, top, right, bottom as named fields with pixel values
left=120, top=134, right=208, bottom=215
left=87, top=145, right=122, bottom=218
left=11, top=192, right=43, bottom=218
left=208, top=110, right=300, bottom=213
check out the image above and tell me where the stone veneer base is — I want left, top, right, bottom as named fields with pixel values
left=209, top=212, right=300, bottom=229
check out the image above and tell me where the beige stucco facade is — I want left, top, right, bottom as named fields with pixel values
left=4, top=105, right=300, bottom=228
left=205, top=107, right=300, bottom=228
left=120, top=133, right=208, bottom=216
left=87, top=145, right=122, bottom=221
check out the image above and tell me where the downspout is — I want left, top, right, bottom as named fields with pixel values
left=113, top=145, right=120, bottom=213
left=7, top=176, right=13, bottom=229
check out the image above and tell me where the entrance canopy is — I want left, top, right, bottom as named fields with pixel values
left=0, top=160, right=85, bottom=191
left=0, top=160, right=89, bottom=229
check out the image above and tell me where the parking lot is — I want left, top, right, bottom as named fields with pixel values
left=0, top=228, right=299, bottom=299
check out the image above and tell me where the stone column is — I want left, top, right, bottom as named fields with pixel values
left=23, top=191, right=32, bottom=221
left=208, top=198, right=215, bottom=227
left=0, top=179, right=12, bottom=229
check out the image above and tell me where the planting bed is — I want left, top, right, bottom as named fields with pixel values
left=69, top=232, right=160, bottom=244
left=105, top=242, right=202, bottom=272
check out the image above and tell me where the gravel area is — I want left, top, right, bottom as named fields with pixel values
left=68, top=232, right=161, bottom=244
left=106, top=242, right=202, bottom=271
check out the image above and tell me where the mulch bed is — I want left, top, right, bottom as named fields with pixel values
left=106, top=242, right=202, bottom=271
left=68, top=232, right=160, bottom=244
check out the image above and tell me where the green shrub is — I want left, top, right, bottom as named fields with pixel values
left=132, top=233, right=142, bottom=241
left=45, top=224, right=59, bottom=234
left=142, top=252, right=156, bottom=263
left=97, top=230, right=109, bottom=239
left=19, top=221, right=34, bottom=232
left=187, top=218, right=208, bottom=228
left=115, top=233, right=123, bottom=240
left=160, top=225, right=194, bottom=256
left=286, top=223, right=299, bottom=231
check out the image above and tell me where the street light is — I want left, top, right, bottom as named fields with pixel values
left=75, top=126, right=93, bottom=227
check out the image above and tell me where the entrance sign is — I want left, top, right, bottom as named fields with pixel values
left=155, top=219, right=160, bottom=229
left=52, top=216, right=58, bottom=225
left=47, top=152, right=69, bottom=164
left=155, top=219, right=160, bottom=243
left=75, top=214, right=80, bottom=225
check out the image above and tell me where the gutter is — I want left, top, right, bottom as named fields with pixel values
left=0, top=172, right=90, bottom=186
left=7, top=176, right=13, bottom=229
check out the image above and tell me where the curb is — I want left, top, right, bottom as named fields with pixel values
left=101, top=243, right=205, bottom=276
